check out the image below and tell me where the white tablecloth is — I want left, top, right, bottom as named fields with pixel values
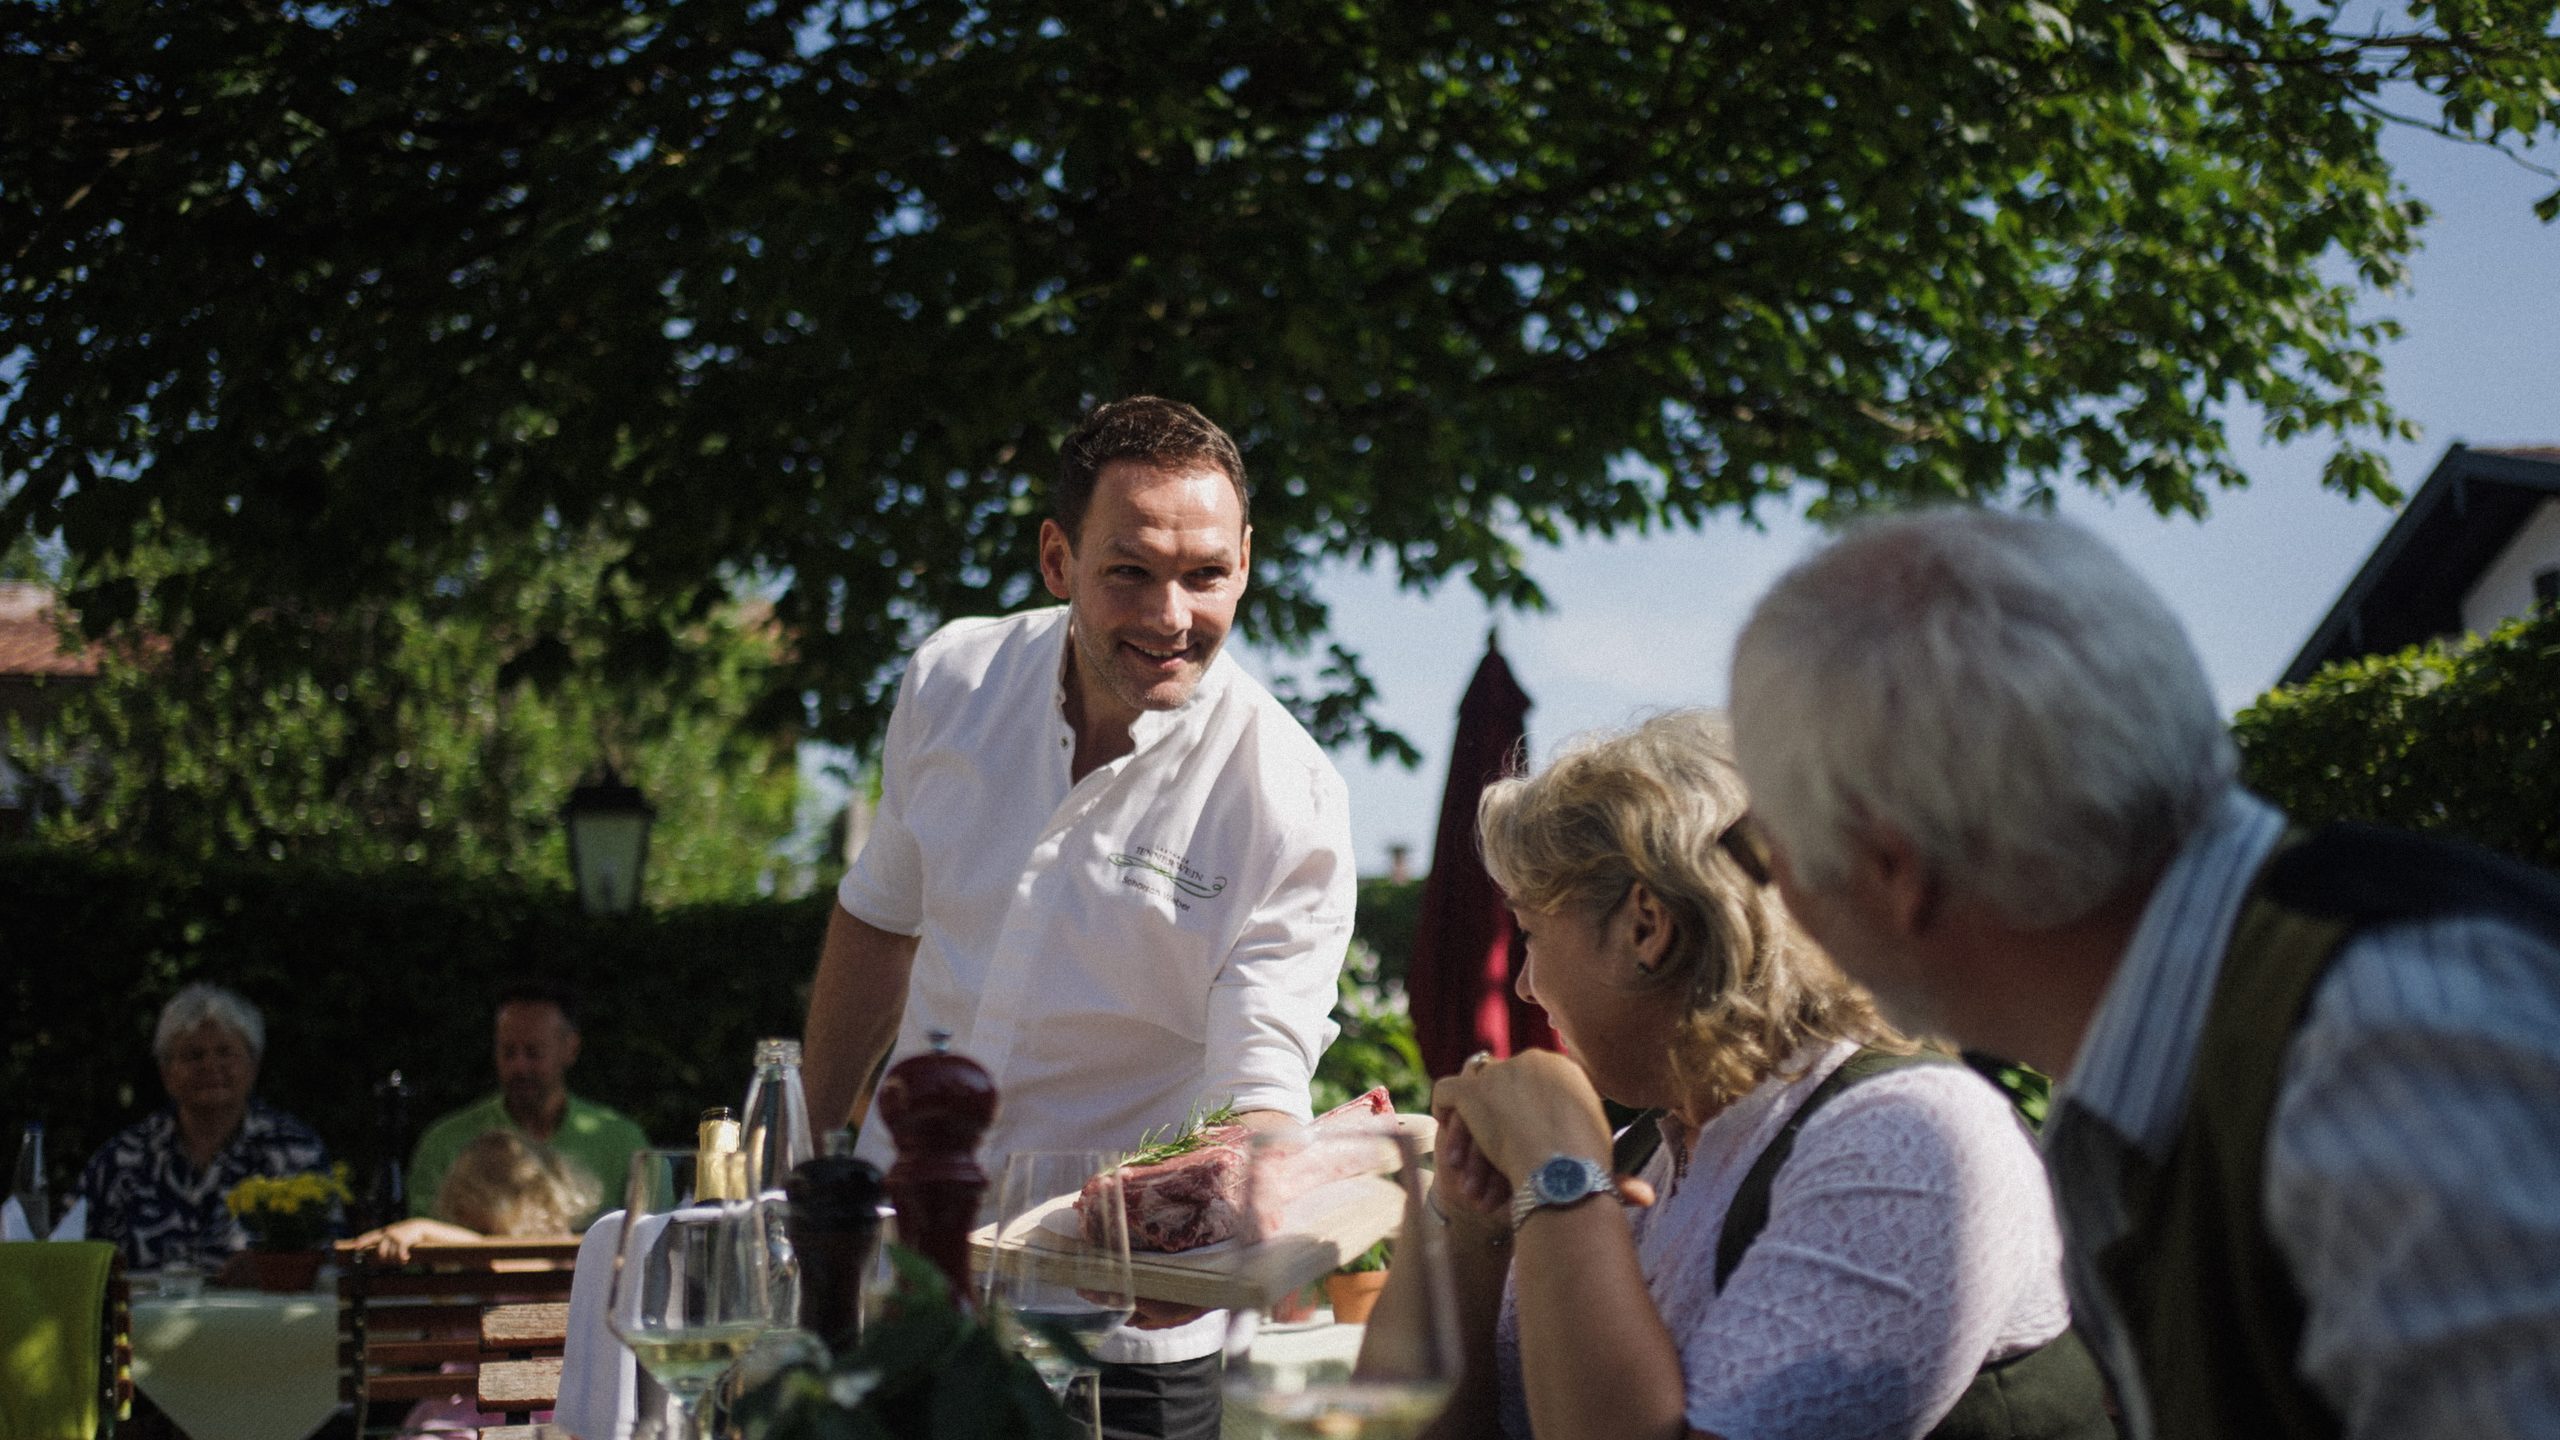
left=131, top=1292, right=339, bottom=1440
left=553, top=1214, right=637, bottom=1440
left=553, top=1212, right=689, bottom=1440
left=1222, top=1319, right=1367, bottom=1438
left=1232, top=1318, right=1364, bottom=1387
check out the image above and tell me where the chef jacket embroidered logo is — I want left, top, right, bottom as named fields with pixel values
left=1108, top=846, right=1229, bottom=905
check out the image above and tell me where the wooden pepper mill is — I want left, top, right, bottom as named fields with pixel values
left=875, top=1029, right=998, bottom=1306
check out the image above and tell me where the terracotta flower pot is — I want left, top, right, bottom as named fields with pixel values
left=1324, top=1269, right=1389, bottom=1325
left=230, top=1248, right=325, bottom=1293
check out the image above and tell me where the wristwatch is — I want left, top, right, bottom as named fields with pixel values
left=1509, top=1154, right=1619, bottom=1231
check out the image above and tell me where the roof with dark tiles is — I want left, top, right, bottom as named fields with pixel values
left=2283, top=444, right=2560, bottom=685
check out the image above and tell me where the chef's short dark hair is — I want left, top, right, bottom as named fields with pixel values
left=1055, top=396, right=1248, bottom=545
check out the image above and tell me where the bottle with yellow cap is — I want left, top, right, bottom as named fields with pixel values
left=696, top=1106, right=748, bottom=1203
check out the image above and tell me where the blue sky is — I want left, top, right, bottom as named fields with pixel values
left=1260, top=119, right=2560, bottom=876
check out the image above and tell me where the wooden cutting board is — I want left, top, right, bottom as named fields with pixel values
left=966, top=1113, right=1435, bottom=1311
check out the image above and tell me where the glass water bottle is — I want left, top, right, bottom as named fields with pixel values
left=741, top=1039, right=816, bottom=1325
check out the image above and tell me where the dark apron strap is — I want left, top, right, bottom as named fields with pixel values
left=1711, top=1047, right=2117, bottom=1439
left=1715, top=1048, right=1939, bottom=1291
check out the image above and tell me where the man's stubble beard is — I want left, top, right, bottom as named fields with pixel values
left=1068, top=602, right=1210, bottom=717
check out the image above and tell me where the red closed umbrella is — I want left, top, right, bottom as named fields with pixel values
left=1406, top=633, right=1555, bottom=1079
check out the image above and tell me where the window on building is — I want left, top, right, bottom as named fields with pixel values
left=2536, top=567, right=2560, bottom=610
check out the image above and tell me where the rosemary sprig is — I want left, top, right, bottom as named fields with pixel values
left=1124, top=1099, right=1242, bottom=1167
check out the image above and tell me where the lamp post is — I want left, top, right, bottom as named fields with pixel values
left=563, top=765, right=656, bottom=916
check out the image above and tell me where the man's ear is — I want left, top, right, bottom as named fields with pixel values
left=1859, top=824, right=1943, bottom=940
left=1038, top=518, right=1075, bottom=601
left=560, top=1027, right=582, bottom=1070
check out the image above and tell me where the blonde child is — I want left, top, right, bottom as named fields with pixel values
left=348, top=1129, right=601, bottom=1260
left=345, top=1132, right=605, bottom=1435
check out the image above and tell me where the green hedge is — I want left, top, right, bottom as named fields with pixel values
left=1, top=845, right=830, bottom=1214
left=2235, top=606, right=2560, bottom=870
left=4, top=850, right=1440, bottom=1217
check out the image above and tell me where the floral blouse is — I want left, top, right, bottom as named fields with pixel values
left=77, top=1100, right=331, bottom=1268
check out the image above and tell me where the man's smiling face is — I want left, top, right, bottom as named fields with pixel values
left=1040, top=457, right=1250, bottom=733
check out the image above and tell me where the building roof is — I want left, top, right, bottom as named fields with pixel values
left=2281, top=445, right=2560, bottom=685
left=0, top=582, right=101, bottom=679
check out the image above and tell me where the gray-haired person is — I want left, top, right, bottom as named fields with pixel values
left=1726, top=508, right=2560, bottom=1440
left=77, top=982, right=333, bottom=1269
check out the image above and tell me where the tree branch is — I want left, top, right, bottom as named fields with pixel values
left=2343, top=94, right=2560, bottom=181
left=2180, top=28, right=2541, bottom=72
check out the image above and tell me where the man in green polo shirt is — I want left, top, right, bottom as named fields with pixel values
left=408, top=981, right=648, bottom=1229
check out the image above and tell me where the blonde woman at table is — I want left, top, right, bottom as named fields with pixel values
left=1377, top=712, right=2111, bottom=1440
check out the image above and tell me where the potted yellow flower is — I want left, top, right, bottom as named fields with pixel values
left=222, top=1165, right=350, bottom=1291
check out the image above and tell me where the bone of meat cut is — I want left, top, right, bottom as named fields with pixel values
left=1078, top=1087, right=1395, bottom=1254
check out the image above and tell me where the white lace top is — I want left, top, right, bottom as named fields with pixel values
left=1496, top=1040, right=2073, bottom=1440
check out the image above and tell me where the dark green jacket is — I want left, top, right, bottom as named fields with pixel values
left=2093, top=823, right=2560, bottom=1440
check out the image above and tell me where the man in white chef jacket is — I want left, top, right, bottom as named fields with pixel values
left=802, top=395, right=1357, bottom=1440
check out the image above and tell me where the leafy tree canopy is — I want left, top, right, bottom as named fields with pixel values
left=7, top=0, right=2557, bottom=757
left=7, top=530, right=806, bottom=899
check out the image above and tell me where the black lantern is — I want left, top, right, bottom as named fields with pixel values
left=563, top=765, right=656, bottom=916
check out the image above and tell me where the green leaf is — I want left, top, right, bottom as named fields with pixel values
left=12, top=0, right=2552, bottom=755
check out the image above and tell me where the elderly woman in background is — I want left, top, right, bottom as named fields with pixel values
left=1396, top=711, right=2107, bottom=1440
left=77, top=982, right=332, bottom=1270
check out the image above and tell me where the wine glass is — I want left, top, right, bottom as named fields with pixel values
left=1223, top=1128, right=1461, bottom=1439
left=983, top=1151, right=1137, bottom=1434
left=608, top=1149, right=777, bottom=1440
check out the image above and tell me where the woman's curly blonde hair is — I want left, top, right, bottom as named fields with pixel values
left=433, top=1130, right=601, bottom=1238
left=1476, top=709, right=1906, bottom=1116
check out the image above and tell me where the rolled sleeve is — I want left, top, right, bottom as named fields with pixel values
left=1198, top=767, right=1356, bottom=1120
left=835, top=660, right=927, bottom=935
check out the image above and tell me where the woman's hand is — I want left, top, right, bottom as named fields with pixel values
left=1435, top=1109, right=1512, bottom=1220
left=1430, top=1051, right=1615, bottom=1183
left=344, top=1216, right=481, bottom=1263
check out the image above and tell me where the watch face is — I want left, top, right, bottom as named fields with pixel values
left=1533, top=1156, right=1596, bottom=1203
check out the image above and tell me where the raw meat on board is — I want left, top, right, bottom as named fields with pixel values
left=1078, top=1087, right=1395, bottom=1254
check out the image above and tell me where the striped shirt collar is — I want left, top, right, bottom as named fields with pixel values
left=2054, top=787, right=2288, bottom=1159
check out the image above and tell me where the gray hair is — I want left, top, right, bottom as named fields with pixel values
left=1729, top=509, right=2234, bottom=929
left=153, top=983, right=266, bottom=1063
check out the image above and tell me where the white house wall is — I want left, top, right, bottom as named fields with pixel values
left=2462, top=498, right=2560, bottom=635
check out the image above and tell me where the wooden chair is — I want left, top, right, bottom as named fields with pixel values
left=334, top=1239, right=580, bottom=1438
left=475, top=1300, right=569, bottom=1428
left=104, top=1258, right=134, bottom=1437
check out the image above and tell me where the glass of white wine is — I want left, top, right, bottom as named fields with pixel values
left=1223, top=1128, right=1461, bottom=1440
left=984, top=1150, right=1136, bottom=1435
left=609, top=1148, right=777, bottom=1440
